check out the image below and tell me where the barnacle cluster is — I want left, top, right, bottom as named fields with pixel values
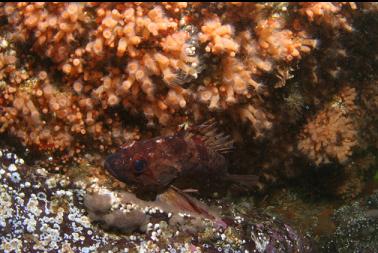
left=0, top=148, right=311, bottom=252
left=322, top=191, right=378, bottom=252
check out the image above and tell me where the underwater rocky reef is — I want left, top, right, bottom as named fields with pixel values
left=0, top=2, right=377, bottom=253
left=0, top=148, right=315, bottom=252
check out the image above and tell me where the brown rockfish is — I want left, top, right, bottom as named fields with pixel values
left=104, top=119, right=259, bottom=197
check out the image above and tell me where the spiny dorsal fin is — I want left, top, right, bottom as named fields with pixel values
left=187, top=118, right=234, bottom=154
left=120, top=140, right=136, bottom=149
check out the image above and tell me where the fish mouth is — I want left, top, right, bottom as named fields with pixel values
left=103, top=156, right=113, bottom=174
left=104, top=153, right=127, bottom=182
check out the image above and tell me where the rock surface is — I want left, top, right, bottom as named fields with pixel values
left=321, top=190, right=378, bottom=253
left=0, top=147, right=313, bottom=252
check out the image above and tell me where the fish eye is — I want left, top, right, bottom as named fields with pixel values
left=134, top=159, right=147, bottom=174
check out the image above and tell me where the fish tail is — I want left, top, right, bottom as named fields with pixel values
left=226, top=174, right=264, bottom=192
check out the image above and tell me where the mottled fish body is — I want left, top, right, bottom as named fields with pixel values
left=104, top=119, right=257, bottom=196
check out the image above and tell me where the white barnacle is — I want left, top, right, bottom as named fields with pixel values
left=24, top=217, right=37, bottom=233
left=59, top=178, right=69, bottom=187
left=8, top=164, right=17, bottom=172
left=129, top=235, right=136, bottom=241
left=72, top=232, right=80, bottom=242
left=15, top=159, right=23, bottom=165
left=26, top=197, right=42, bottom=217
left=32, top=182, right=42, bottom=189
left=10, top=172, right=21, bottom=183
left=151, top=231, right=158, bottom=241
left=178, top=212, right=185, bottom=217
left=37, top=192, right=47, bottom=201
left=55, top=190, right=67, bottom=197
left=234, top=215, right=244, bottom=224
left=36, top=168, right=48, bottom=177
left=125, top=203, right=135, bottom=211
left=45, top=177, right=58, bottom=189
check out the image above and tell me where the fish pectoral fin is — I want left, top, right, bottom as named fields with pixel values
left=180, top=188, right=199, bottom=194
left=168, top=186, right=216, bottom=220
left=120, top=140, right=136, bottom=149
left=156, top=165, right=179, bottom=187
left=169, top=186, right=199, bottom=197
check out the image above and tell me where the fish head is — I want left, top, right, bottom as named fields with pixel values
left=104, top=138, right=178, bottom=191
